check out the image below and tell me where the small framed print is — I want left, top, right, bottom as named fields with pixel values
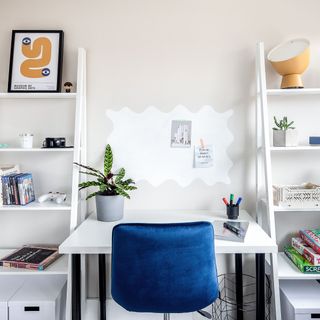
left=8, top=30, right=64, bottom=92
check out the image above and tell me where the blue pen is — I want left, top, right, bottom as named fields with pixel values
left=236, top=197, right=242, bottom=206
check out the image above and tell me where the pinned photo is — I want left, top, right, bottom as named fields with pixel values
left=171, top=120, right=192, bottom=148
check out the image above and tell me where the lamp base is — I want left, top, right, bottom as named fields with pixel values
left=281, top=74, right=304, bottom=89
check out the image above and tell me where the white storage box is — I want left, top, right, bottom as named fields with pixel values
left=8, top=276, right=66, bottom=320
left=281, top=280, right=320, bottom=320
left=0, top=277, right=25, bottom=320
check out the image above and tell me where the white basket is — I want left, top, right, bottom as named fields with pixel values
left=273, top=183, right=320, bottom=208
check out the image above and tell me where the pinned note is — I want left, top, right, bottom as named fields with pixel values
left=194, top=141, right=213, bottom=168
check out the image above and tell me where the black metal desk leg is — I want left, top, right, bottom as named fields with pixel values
left=72, top=254, right=81, bottom=320
left=256, top=253, right=265, bottom=320
left=235, top=253, right=243, bottom=320
left=99, top=254, right=106, bottom=320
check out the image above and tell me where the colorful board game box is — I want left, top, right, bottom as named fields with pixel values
left=299, top=229, right=320, bottom=254
left=292, top=237, right=320, bottom=265
left=284, top=246, right=320, bottom=274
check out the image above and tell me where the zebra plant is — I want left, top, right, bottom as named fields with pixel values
left=74, top=144, right=137, bottom=200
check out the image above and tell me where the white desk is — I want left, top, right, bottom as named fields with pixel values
left=59, top=210, right=277, bottom=320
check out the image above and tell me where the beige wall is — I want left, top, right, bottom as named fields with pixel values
left=2, top=0, right=320, bottom=297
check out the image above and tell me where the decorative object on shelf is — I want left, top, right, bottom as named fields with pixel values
left=309, top=136, right=320, bottom=145
left=267, top=38, right=310, bottom=89
left=42, top=137, right=66, bottom=148
left=63, top=81, right=73, bottom=93
left=38, top=192, right=67, bottom=204
left=272, top=116, right=298, bottom=147
left=74, top=144, right=137, bottom=222
left=8, top=30, right=64, bottom=92
left=19, top=133, right=33, bottom=149
left=273, top=183, right=320, bottom=208
left=0, top=143, right=9, bottom=148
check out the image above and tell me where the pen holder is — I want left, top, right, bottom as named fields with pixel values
left=226, top=205, right=239, bottom=220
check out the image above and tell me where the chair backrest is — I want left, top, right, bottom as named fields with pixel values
left=111, top=222, right=219, bottom=313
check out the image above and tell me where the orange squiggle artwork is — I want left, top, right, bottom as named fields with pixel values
left=20, top=37, right=52, bottom=78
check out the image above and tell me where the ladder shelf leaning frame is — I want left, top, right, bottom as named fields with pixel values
left=256, top=41, right=320, bottom=320
left=0, top=48, right=87, bottom=320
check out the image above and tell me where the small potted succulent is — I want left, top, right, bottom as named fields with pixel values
left=273, top=116, right=298, bottom=147
left=74, top=144, right=137, bottom=222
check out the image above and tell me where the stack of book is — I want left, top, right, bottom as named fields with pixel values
left=1, top=170, right=35, bottom=206
left=0, top=164, right=20, bottom=206
left=285, top=229, right=320, bottom=274
left=0, top=245, right=60, bottom=271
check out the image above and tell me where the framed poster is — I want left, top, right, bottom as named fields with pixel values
left=8, top=30, right=64, bottom=92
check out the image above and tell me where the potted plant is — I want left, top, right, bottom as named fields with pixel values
left=74, top=144, right=137, bottom=222
left=273, top=116, right=298, bottom=147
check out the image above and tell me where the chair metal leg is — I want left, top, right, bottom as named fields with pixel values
left=164, top=313, right=170, bottom=320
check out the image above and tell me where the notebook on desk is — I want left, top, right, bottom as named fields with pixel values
left=214, top=220, right=249, bottom=242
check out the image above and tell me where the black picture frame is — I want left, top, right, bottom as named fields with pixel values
left=8, top=30, right=64, bottom=93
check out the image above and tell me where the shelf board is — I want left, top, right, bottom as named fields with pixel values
left=277, top=252, right=320, bottom=280
left=267, top=88, right=320, bottom=96
left=0, top=148, right=74, bottom=152
left=261, top=198, right=320, bottom=212
left=0, top=249, right=68, bottom=275
left=0, top=92, right=76, bottom=99
left=0, top=197, right=71, bottom=211
left=270, top=146, right=320, bottom=152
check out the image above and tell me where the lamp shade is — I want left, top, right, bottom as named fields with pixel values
left=267, top=38, right=310, bottom=89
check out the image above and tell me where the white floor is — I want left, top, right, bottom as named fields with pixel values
left=84, top=299, right=203, bottom=320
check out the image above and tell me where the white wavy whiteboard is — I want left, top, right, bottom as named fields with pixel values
left=106, top=105, right=233, bottom=187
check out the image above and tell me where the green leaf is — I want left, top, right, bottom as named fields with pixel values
left=104, top=144, right=113, bottom=175
left=119, top=184, right=137, bottom=191
left=86, top=192, right=99, bottom=200
left=78, top=180, right=101, bottom=190
left=74, top=162, right=104, bottom=178
left=79, top=171, right=102, bottom=179
left=115, top=187, right=130, bottom=199
left=115, top=168, right=125, bottom=183
left=122, top=178, right=135, bottom=185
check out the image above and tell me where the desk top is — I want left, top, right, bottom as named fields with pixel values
left=59, top=210, right=277, bottom=254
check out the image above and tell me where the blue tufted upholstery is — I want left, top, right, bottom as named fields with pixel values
left=111, top=222, right=219, bottom=314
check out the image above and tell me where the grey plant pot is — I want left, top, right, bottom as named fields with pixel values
left=273, top=129, right=298, bottom=147
left=95, top=194, right=124, bottom=222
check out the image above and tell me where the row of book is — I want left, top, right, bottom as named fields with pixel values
left=0, top=245, right=60, bottom=271
left=285, top=229, right=320, bottom=274
left=0, top=164, right=35, bottom=205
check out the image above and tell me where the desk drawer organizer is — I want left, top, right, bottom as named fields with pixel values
left=273, top=183, right=320, bottom=208
left=8, top=275, right=66, bottom=320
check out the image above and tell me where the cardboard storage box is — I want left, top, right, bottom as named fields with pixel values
left=8, top=275, right=66, bottom=320
left=0, top=277, right=25, bottom=320
left=281, top=280, right=320, bottom=320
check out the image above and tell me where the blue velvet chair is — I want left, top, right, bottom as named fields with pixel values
left=111, top=222, right=219, bottom=320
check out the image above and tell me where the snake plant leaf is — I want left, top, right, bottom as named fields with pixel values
left=104, top=144, right=113, bottom=176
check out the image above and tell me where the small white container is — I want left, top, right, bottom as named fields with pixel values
left=9, top=275, right=67, bottom=320
left=0, top=277, right=25, bottom=320
left=281, top=280, right=320, bottom=319
left=19, top=134, right=33, bottom=149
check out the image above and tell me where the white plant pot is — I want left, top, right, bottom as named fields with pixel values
left=273, top=130, right=298, bottom=147
left=95, top=194, right=124, bottom=222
